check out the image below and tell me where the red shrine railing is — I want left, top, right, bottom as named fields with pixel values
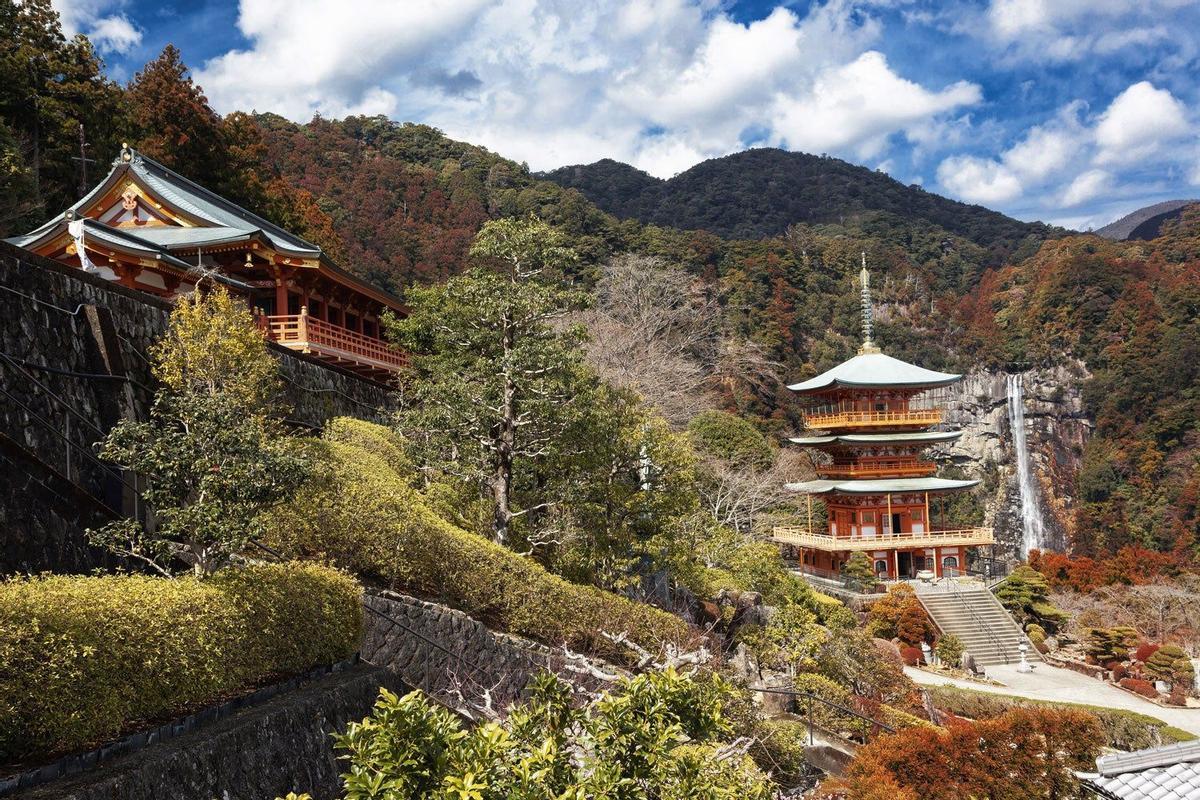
left=818, top=459, right=938, bottom=479
left=259, top=311, right=406, bottom=375
left=804, top=408, right=943, bottom=430
left=772, top=526, right=994, bottom=552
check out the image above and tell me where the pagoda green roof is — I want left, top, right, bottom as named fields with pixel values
left=787, top=431, right=962, bottom=446
left=788, top=352, right=961, bottom=393
left=784, top=477, right=979, bottom=494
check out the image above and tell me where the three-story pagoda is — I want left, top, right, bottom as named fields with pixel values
left=774, top=259, right=993, bottom=582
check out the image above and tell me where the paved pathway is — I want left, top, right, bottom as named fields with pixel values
left=905, top=664, right=1200, bottom=737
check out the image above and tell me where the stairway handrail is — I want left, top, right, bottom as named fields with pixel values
left=929, top=572, right=1013, bottom=665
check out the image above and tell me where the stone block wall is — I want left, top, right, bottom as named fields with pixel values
left=10, top=664, right=403, bottom=800
left=362, top=591, right=623, bottom=714
left=0, top=243, right=393, bottom=574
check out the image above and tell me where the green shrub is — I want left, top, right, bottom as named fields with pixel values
left=1146, top=644, right=1191, bottom=683
left=935, top=634, right=965, bottom=667
left=751, top=719, right=817, bottom=790
left=265, top=419, right=692, bottom=662
left=0, top=562, right=361, bottom=761
left=928, top=685, right=1194, bottom=751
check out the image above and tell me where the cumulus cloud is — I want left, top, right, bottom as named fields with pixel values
left=52, top=0, right=142, bottom=53
left=1061, top=169, right=1112, bottom=206
left=936, top=82, right=1195, bottom=219
left=1094, top=81, right=1190, bottom=165
left=192, top=0, right=980, bottom=177
left=936, top=155, right=1023, bottom=204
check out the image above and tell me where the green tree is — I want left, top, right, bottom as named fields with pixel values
left=543, top=382, right=699, bottom=590
left=388, top=216, right=589, bottom=545
left=841, top=552, right=876, bottom=591
left=0, top=0, right=126, bottom=224
left=90, top=288, right=311, bottom=576
left=935, top=634, right=964, bottom=668
left=332, top=670, right=773, bottom=800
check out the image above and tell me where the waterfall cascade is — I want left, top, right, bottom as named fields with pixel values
left=1006, top=373, right=1046, bottom=556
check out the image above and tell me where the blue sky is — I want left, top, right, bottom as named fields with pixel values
left=55, top=0, right=1200, bottom=230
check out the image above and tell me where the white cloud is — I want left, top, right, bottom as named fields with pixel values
left=984, top=0, right=1195, bottom=64
left=936, top=155, right=1022, bottom=204
left=51, top=0, right=142, bottom=53
left=192, top=0, right=981, bottom=177
left=771, top=51, right=981, bottom=159
left=1061, top=169, right=1111, bottom=206
left=1094, top=81, right=1190, bottom=165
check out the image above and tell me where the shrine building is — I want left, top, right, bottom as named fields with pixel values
left=774, top=259, right=994, bottom=582
left=6, top=144, right=405, bottom=382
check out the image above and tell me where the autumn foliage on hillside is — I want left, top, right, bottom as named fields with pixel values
left=958, top=210, right=1200, bottom=561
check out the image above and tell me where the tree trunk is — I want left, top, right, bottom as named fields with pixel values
left=492, top=308, right=516, bottom=545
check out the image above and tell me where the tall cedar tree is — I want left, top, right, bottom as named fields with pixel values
left=388, top=216, right=589, bottom=545
left=126, top=44, right=226, bottom=188
left=0, top=0, right=126, bottom=231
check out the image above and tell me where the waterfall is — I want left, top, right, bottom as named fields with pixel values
left=1007, top=373, right=1046, bottom=556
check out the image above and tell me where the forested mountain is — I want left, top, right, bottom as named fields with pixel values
left=1, top=0, right=1196, bottom=562
left=542, top=149, right=1060, bottom=262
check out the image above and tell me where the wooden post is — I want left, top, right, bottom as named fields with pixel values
left=924, top=491, right=931, bottom=534
left=934, top=546, right=941, bottom=578
left=894, top=549, right=900, bottom=580
left=274, top=277, right=287, bottom=318
left=298, top=305, right=309, bottom=351
left=886, top=493, right=892, bottom=537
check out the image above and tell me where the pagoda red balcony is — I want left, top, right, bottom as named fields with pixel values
left=804, top=408, right=943, bottom=431
left=817, top=459, right=938, bottom=479
left=260, top=312, right=406, bottom=380
left=771, top=525, right=994, bottom=552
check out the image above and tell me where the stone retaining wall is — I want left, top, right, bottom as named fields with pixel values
left=9, top=664, right=403, bottom=800
left=362, top=591, right=623, bottom=714
left=0, top=242, right=393, bottom=574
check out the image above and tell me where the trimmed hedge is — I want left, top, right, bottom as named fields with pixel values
left=0, top=562, right=361, bottom=761
left=266, top=419, right=693, bottom=662
left=927, top=685, right=1194, bottom=751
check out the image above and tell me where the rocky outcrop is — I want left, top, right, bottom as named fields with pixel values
left=937, top=362, right=1092, bottom=558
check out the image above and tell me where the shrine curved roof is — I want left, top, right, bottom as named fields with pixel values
left=788, top=352, right=961, bottom=393
left=787, top=431, right=962, bottom=446
left=784, top=477, right=979, bottom=494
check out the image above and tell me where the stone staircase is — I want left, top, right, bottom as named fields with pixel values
left=916, top=583, right=1040, bottom=669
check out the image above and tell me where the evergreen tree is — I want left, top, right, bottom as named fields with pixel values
left=0, top=0, right=126, bottom=226
left=388, top=216, right=589, bottom=545
left=126, top=44, right=225, bottom=186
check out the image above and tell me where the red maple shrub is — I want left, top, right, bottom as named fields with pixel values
left=900, top=646, right=923, bottom=666
left=1111, top=664, right=1127, bottom=681
left=1135, top=643, right=1160, bottom=663
left=1120, top=678, right=1159, bottom=698
left=837, top=707, right=1103, bottom=800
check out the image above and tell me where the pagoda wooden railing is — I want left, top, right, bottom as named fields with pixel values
left=817, top=459, right=938, bottom=479
left=260, top=312, right=406, bottom=373
left=804, top=408, right=943, bottom=430
left=772, top=525, right=994, bottom=552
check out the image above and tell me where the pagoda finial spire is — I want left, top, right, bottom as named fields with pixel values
left=858, top=252, right=880, bottom=354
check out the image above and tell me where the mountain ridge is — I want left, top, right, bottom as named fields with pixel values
left=541, top=148, right=1061, bottom=262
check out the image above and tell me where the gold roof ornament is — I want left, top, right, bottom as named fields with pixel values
left=858, top=251, right=880, bottom=355
left=120, top=142, right=132, bottom=163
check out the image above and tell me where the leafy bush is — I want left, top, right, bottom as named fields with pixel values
left=866, top=584, right=932, bottom=645
left=1145, top=644, right=1190, bottom=683
left=900, top=646, right=923, bottom=666
left=927, top=686, right=1194, bottom=750
left=1121, top=678, right=1159, bottom=698
left=1112, top=664, right=1127, bottom=681
left=935, top=634, right=964, bottom=667
left=0, top=562, right=361, bottom=760
left=1136, top=643, right=1161, bottom=663
left=265, top=419, right=693, bottom=662
left=333, top=669, right=773, bottom=799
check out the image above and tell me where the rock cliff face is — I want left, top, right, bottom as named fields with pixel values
left=937, top=362, right=1092, bottom=559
